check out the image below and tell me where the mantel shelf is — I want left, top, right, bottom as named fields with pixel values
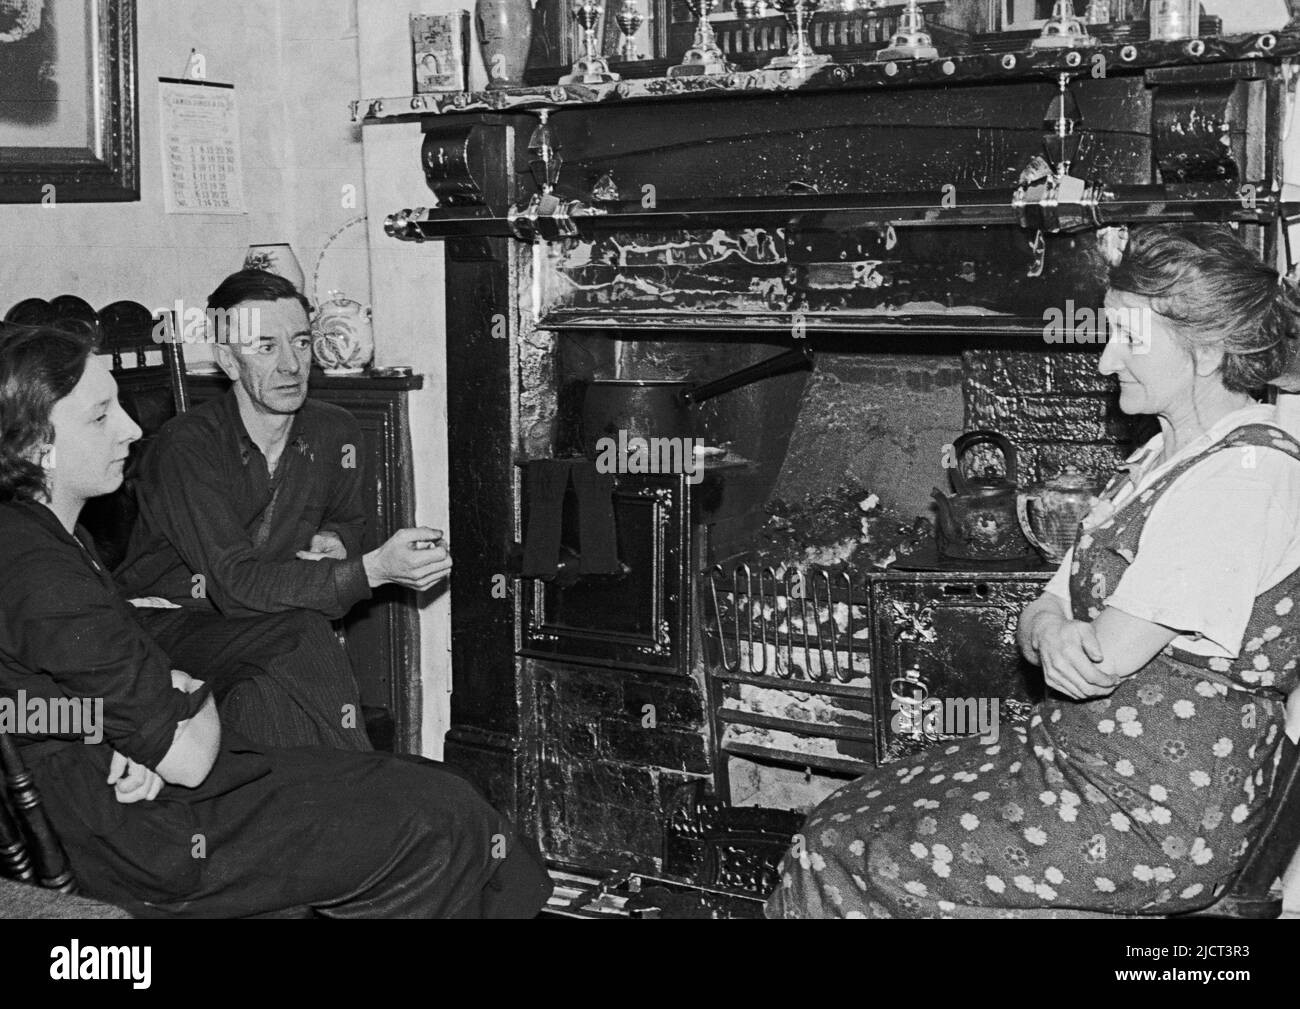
left=353, top=29, right=1300, bottom=124
left=536, top=310, right=1095, bottom=338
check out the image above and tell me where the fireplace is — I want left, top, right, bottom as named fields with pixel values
left=363, top=28, right=1300, bottom=886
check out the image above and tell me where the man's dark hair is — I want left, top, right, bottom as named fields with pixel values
left=0, top=325, right=97, bottom=503
left=208, top=269, right=312, bottom=317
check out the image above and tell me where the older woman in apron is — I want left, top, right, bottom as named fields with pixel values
left=769, top=223, right=1300, bottom=918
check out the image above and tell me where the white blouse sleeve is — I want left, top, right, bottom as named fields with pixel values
left=1103, top=449, right=1300, bottom=658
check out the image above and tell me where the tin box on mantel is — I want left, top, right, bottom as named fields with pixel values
left=411, top=11, right=471, bottom=93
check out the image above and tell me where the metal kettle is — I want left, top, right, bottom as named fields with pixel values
left=931, top=430, right=1037, bottom=563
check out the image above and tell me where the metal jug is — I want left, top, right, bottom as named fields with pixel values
left=1017, top=471, right=1101, bottom=564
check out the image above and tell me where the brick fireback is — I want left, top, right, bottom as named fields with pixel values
left=963, top=348, right=1150, bottom=487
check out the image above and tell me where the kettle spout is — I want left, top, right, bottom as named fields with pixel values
left=931, top=488, right=958, bottom=539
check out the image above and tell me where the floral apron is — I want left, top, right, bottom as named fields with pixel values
left=767, top=423, right=1300, bottom=918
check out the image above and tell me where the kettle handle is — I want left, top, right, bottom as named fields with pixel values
left=950, top=430, right=1019, bottom=495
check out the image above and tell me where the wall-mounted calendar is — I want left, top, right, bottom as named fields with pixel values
left=157, top=78, right=245, bottom=215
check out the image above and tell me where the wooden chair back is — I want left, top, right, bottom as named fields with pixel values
left=80, top=300, right=192, bottom=569
left=0, top=730, right=77, bottom=894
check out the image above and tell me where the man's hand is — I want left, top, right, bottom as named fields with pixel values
left=1031, top=611, right=1118, bottom=700
left=296, top=530, right=348, bottom=562
left=362, top=527, right=453, bottom=591
left=107, top=750, right=165, bottom=805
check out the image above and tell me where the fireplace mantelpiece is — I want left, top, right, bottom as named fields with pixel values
left=368, top=37, right=1300, bottom=876
left=365, top=29, right=1298, bottom=340
left=353, top=28, right=1298, bottom=123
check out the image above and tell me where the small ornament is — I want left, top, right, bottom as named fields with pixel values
left=877, top=0, right=938, bottom=61
left=311, top=291, right=375, bottom=375
left=1031, top=0, right=1095, bottom=48
left=615, top=0, right=644, bottom=60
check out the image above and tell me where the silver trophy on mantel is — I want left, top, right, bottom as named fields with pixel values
left=877, top=0, right=938, bottom=60
left=560, top=0, right=620, bottom=84
left=1031, top=0, right=1095, bottom=47
left=765, top=0, right=829, bottom=72
left=615, top=0, right=644, bottom=61
left=668, top=0, right=733, bottom=77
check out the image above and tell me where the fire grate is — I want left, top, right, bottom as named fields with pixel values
left=704, top=562, right=875, bottom=781
left=704, top=563, right=1053, bottom=793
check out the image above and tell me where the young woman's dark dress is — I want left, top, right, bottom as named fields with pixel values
left=0, top=500, right=551, bottom=917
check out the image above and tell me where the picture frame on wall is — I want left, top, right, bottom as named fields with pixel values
left=0, top=0, right=139, bottom=203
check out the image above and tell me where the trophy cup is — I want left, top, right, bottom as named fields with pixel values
left=615, top=0, right=644, bottom=61
left=877, top=0, right=938, bottom=60
left=1030, top=0, right=1095, bottom=48
left=1083, top=0, right=1110, bottom=23
left=560, top=0, right=620, bottom=84
left=765, top=0, right=829, bottom=72
left=668, top=0, right=733, bottom=78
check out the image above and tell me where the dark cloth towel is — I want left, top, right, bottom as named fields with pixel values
left=522, top=460, right=571, bottom=578
left=570, top=461, right=619, bottom=575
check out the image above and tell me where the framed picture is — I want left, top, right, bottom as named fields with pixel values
left=0, top=0, right=138, bottom=203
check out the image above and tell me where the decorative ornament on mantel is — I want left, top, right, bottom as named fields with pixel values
left=669, top=0, right=733, bottom=77
left=561, top=0, right=620, bottom=83
left=615, top=0, right=644, bottom=61
left=476, top=0, right=535, bottom=90
left=876, top=0, right=938, bottom=61
left=309, top=217, right=375, bottom=376
left=1030, top=0, right=1095, bottom=48
left=766, top=0, right=830, bottom=73
left=242, top=243, right=306, bottom=292
left=1147, top=0, right=1199, bottom=40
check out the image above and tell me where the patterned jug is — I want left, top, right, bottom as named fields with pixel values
left=311, top=292, right=374, bottom=375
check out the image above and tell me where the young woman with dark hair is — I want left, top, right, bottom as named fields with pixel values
left=0, top=326, right=551, bottom=917
left=770, top=223, right=1300, bottom=918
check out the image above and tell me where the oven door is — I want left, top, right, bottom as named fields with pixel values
left=519, top=470, right=689, bottom=675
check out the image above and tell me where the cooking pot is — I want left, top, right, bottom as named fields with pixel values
left=580, top=345, right=814, bottom=457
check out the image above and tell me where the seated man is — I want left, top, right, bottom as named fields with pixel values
left=115, top=269, right=449, bottom=750
left=0, top=325, right=551, bottom=917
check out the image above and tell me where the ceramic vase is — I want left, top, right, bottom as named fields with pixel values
left=476, top=0, right=534, bottom=90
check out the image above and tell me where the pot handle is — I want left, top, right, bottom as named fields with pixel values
left=684, top=345, right=814, bottom=405
left=950, top=430, right=1019, bottom=495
